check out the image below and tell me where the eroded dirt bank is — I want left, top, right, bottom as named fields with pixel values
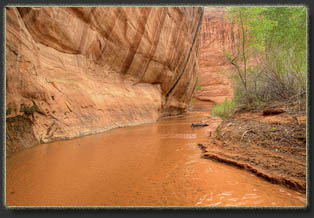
left=191, top=6, right=306, bottom=195
left=6, top=7, right=203, bottom=155
left=199, top=103, right=306, bottom=193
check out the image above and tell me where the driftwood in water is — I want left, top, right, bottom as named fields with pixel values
left=191, top=122, right=209, bottom=127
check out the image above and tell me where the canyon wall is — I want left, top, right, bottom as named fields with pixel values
left=6, top=7, right=203, bottom=154
left=194, top=7, right=236, bottom=105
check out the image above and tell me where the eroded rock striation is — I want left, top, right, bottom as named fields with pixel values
left=6, top=7, right=203, bottom=154
left=194, top=7, right=236, bottom=104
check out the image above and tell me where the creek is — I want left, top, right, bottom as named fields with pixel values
left=6, top=112, right=306, bottom=207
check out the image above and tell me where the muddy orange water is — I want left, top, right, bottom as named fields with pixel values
left=6, top=112, right=306, bottom=207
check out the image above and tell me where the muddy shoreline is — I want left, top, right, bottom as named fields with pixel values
left=198, top=106, right=306, bottom=194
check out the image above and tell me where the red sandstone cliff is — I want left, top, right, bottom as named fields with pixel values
left=194, top=7, right=236, bottom=105
left=6, top=7, right=203, bottom=154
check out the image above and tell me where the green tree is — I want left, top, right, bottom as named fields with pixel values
left=225, top=6, right=307, bottom=105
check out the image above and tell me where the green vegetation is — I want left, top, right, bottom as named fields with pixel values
left=189, top=77, right=202, bottom=107
left=211, top=98, right=235, bottom=120
left=6, top=115, right=25, bottom=122
left=19, top=104, right=38, bottom=115
left=6, top=107, right=12, bottom=115
left=189, top=97, right=196, bottom=107
left=195, top=77, right=202, bottom=91
left=225, top=6, right=307, bottom=108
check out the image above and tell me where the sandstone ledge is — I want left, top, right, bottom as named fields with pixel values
left=6, top=7, right=204, bottom=154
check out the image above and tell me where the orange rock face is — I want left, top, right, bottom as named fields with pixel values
left=5, top=7, right=203, bottom=152
left=194, top=7, right=236, bottom=104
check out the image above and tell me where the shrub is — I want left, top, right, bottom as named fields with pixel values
left=20, top=104, right=38, bottom=115
left=225, top=7, right=306, bottom=110
left=211, top=98, right=235, bottom=120
left=6, top=107, right=12, bottom=115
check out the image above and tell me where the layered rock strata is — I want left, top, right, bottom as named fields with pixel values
left=6, top=7, right=203, bottom=154
left=194, top=7, right=236, bottom=104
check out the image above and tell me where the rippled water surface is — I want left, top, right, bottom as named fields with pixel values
left=6, top=112, right=306, bottom=207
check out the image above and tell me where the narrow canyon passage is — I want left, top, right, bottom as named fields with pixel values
left=6, top=112, right=306, bottom=207
left=5, top=6, right=307, bottom=208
